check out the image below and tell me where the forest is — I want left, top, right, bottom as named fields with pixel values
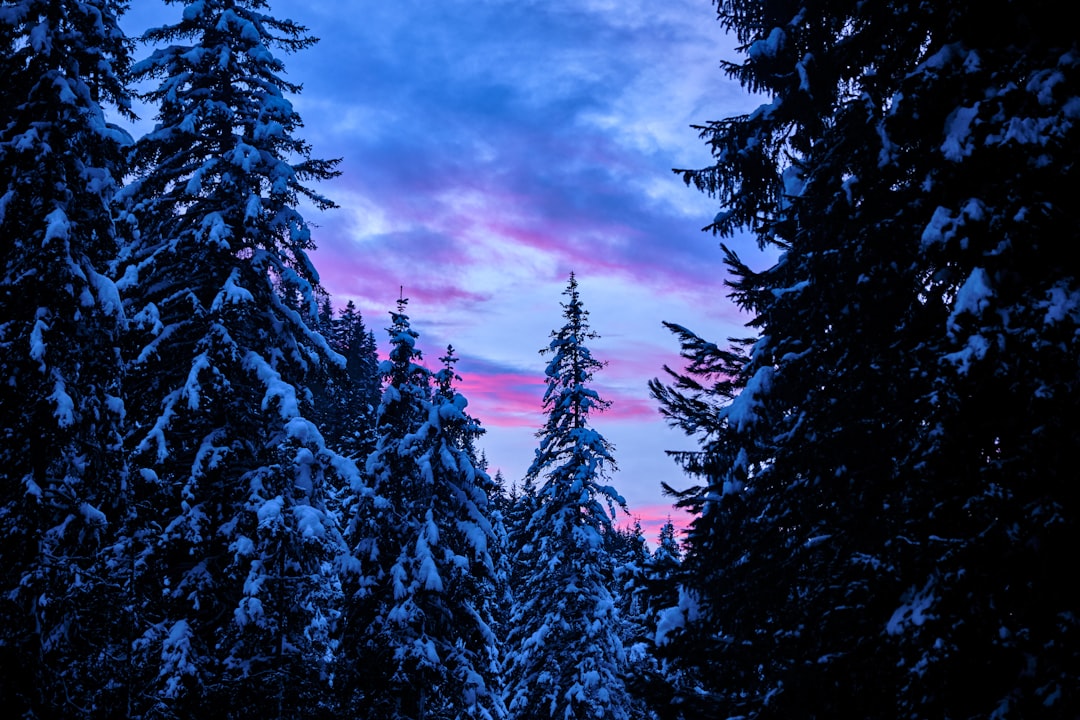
left=1, top=1, right=1078, bottom=719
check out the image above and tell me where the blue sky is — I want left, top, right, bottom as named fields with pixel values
left=120, top=0, right=765, bottom=541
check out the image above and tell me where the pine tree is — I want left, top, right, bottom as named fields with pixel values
left=650, top=519, right=681, bottom=577
left=608, top=520, right=650, bottom=639
left=329, top=300, right=380, bottom=459
left=626, top=518, right=684, bottom=720
left=341, top=306, right=506, bottom=720
left=654, top=0, right=1080, bottom=717
left=0, top=2, right=133, bottom=715
left=487, top=469, right=515, bottom=652
left=117, top=1, right=349, bottom=716
left=615, top=518, right=686, bottom=720
left=426, top=346, right=507, bottom=720
left=504, top=273, right=630, bottom=720
left=609, top=520, right=660, bottom=720
left=339, top=298, right=429, bottom=718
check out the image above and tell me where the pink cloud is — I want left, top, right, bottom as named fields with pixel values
left=604, top=340, right=685, bottom=379
left=593, top=393, right=659, bottom=422
left=457, top=368, right=546, bottom=429
left=615, top=502, right=694, bottom=548
left=460, top=366, right=664, bottom=429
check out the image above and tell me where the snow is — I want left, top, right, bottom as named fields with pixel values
left=921, top=206, right=956, bottom=248
left=1043, top=282, right=1080, bottom=325
left=89, top=269, right=124, bottom=318
left=228, top=142, right=260, bottom=173
left=212, top=268, right=255, bottom=309
left=916, top=42, right=963, bottom=73
left=796, top=53, right=813, bottom=93
left=74, top=506, right=107, bottom=536
left=887, top=579, right=937, bottom=635
left=459, top=519, right=489, bottom=555
left=0, top=189, right=12, bottom=225
left=30, top=310, right=49, bottom=369
left=285, top=416, right=322, bottom=444
left=236, top=596, right=265, bottom=627
left=1028, top=68, right=1066, bottom=106
left=50, top=378, right=75, bottom=427
left=161, top=620, right=196, bottom=698
left=230, top=535, right=254, bottom=557
left=244, top=351, right=300, bottom=419
left=28, top=21, right=50, bottom=54
left=257, top=495, right=284, bottom=528
left=391, top=561, right=409, bottom=600
left=1001, top=115, right=1053, bottom=146
left=748, top=27, right=785, bottom=62
left=182, top=353, right=210, bottom=410
left=948, top=267, right=993, bottom=335
left=781, top=165, right=804, bottom=198
left=293, top=504, right=327, bottom=539
left=944, top=333, right=992, bottom=374
left=200, top=212, right=231, bottom=249
left=419, top=552, right=444, bottom=592
left=721, top=365, right=774, bottom=432
left=43, top=208, right=71, bottom=245
left=771, top=279, right=810, bottom=298
left=244, top=193, right=262, bottom=220
left=655, top=588, right=700, bottom=646
left=941, top=104, right=980, bottom=161
left=183, top=0, right=206, bottom=21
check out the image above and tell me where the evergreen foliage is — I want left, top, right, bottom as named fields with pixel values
left=0, top=1, right=133, bottom=715
left=309, top=298, right=380, bottom=462
left=333, top=300, right=381, bottom=456
left=623, top=520, right=684, bottom=720
left=14, top=0, right=1066, bottom=716
left=115, top=1, right=349, bottom=715
left=504, top=274, right=631, bottom=720
left=342, top=303, right=505, bottom=720
left=653, top=0, right=1080, bottom=717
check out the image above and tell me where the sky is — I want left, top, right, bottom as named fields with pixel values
left=119, top=0, right=766, bottom=544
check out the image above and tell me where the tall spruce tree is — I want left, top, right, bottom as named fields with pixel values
left=341, top=305, right=506, bottom=720
left=500, top=472, right=538, bottom=643
left=0, top=2, right=133, bottom=715
left=624, top=519, right=685, bottom=720
left=653, top=0, right=1080, bottom=717
left=117, top=1, right=349, bottom=716
left=329, top=300, right=380, bottom=459
left=504, top=273, right=630, bottom=720
left=425, top=346, right=507, bottom=720
left=339, top=298, right=430, bottom=717
left=308, top=298, right=379, bottom=462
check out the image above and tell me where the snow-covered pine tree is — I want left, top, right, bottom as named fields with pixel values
left=650, top=519, right=681, bottom=579
left=502, top=473, right=538, bottom=565
left=607, top=520, right=660, bottom=720
left=116, top=1, right=350, bottom=716
left=624, top=519, right=684, bottom=720
left=341, top=306, right=506, bottom=720
left=0, top=2, right=133, bottom=715
left=608, top=519, right=649, bottom=641
left=486, top=468, right=514, bottom=656
left=339, top=298, right=429, bottom=717
left=504, top=273, right=630, bottom=720
left=425, top=346, right=506, bottom=720
left=328, top=300, right=380, bottom=459
left=654, top=0, right=1080, bottom=717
